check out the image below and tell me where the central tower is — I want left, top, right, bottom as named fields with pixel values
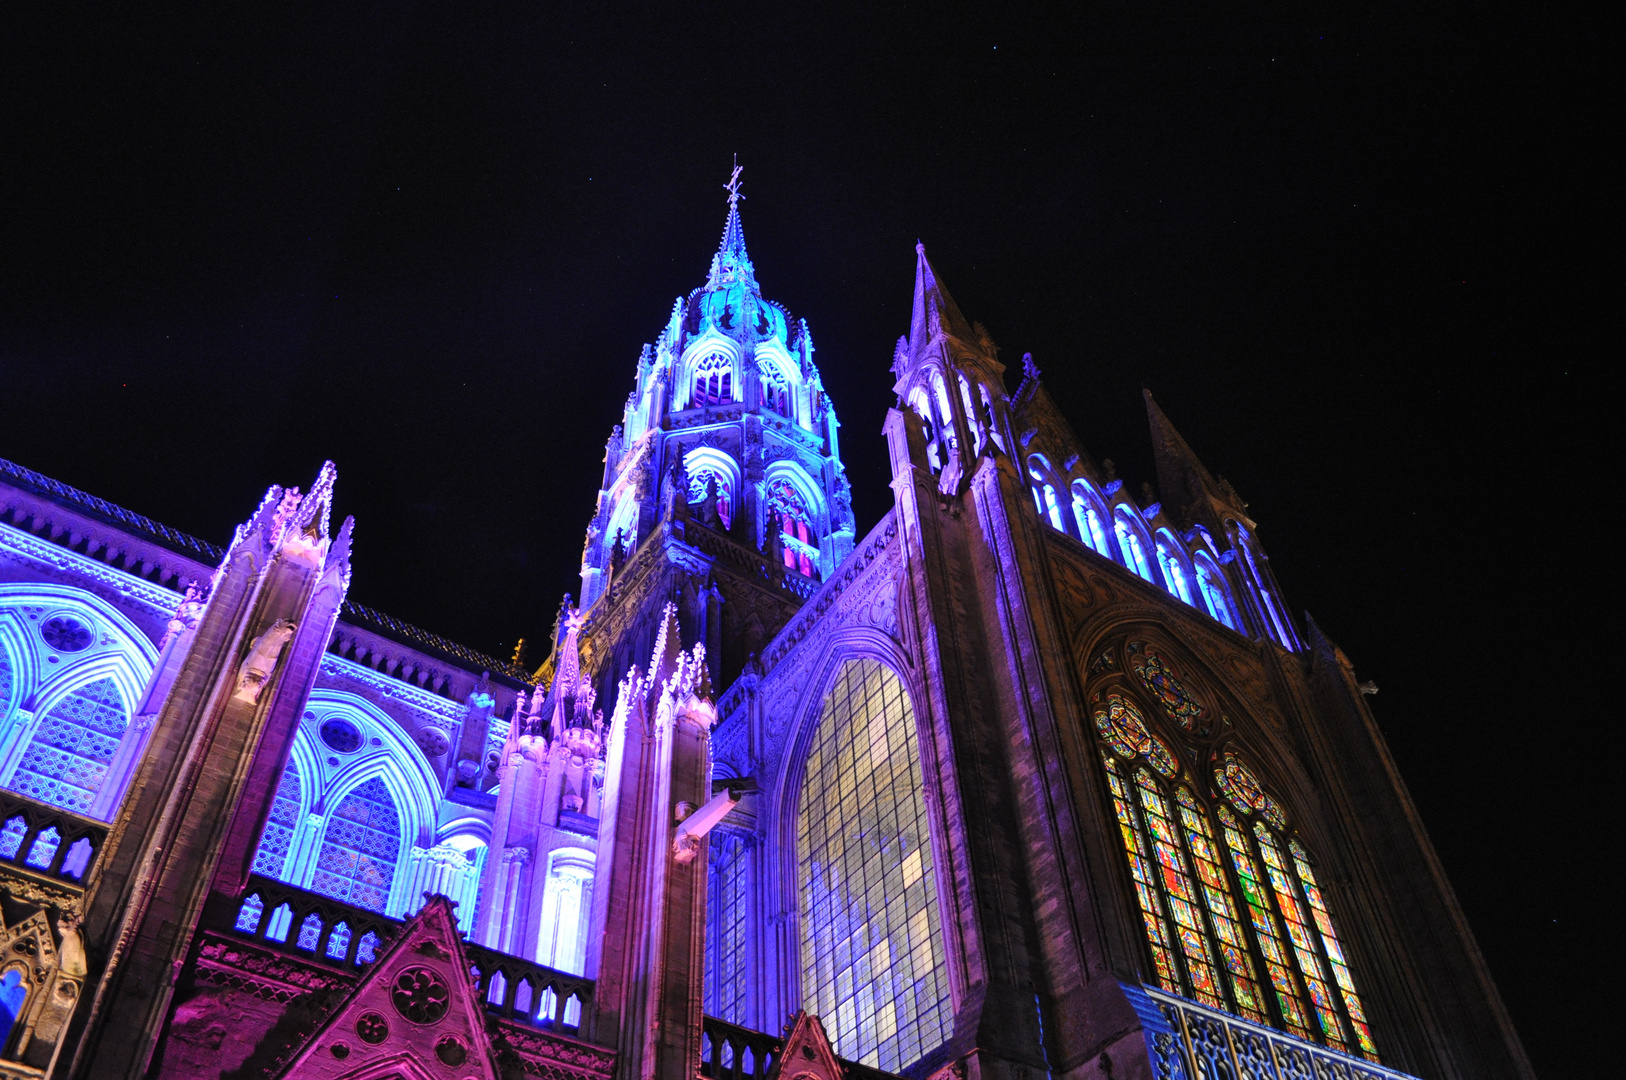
left=571, top=170, right=855, bottom=694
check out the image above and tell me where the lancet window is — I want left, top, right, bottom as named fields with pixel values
left=1114, top=512, right=1155, bottom=582
left=1194, top=554, right=1241, bottom=631
left=687, top=468, right=734, bottom=529
left=706, top=829, right=750, bottom=1024
left=798, top=659, right=952, bottom=1071
left=1027, top=456, right=1065, bottom=532
left=1089, top=659, right=1380, bottom=1062
left=691, top=352, right=734, bottom=407
left=768, top=479, right=818, bottom=579
left=759, top=361, right=793, bottom=419
left=1155, top=534, right=1195, bottom=606
left=6, top=676, right=129, bottom=818
left=251, top=762, right=303, bottom=878
left=1072, top=482, right=1113, bottom=557
left=312, top=777, right=401, bottom=914
left=536, top=847, right=594, bottom=976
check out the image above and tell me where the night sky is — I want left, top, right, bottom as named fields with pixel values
left=1, top=6, right=1608, bottom=1074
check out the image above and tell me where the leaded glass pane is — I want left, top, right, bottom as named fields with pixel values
left=5, top=676, right=128, bottom=816
left=251, top=762, right=303, bottom=879
left=707, top=830, right=749, bottom=1023
left=1255, top=822, right=1347, bottom=1049
left=1291, top=840, right=1379, bottom=1060
left=798, top=659, right=951, bottom=1072
left=311, top=777, right=400, bottom=913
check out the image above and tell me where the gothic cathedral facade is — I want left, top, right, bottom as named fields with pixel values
left=0, top=190, right=1530, bottom=1080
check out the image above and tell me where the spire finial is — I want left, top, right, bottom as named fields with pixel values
left=725, top=155, right=745, bottom=211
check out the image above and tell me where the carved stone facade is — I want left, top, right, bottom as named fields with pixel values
left=0, top=190, right=1528, bottom=1080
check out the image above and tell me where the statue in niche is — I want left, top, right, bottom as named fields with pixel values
left=233, top=619, right=297, bottom=704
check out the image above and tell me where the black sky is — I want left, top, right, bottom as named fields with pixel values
left=0, top=5, right=1611, bottom=1074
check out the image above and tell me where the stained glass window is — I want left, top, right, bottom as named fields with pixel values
left=1127, top=646, right=1207, bottom=732
left=312, top=777, right=400, bottom=914
left=5, top=676, right=129, bottom=818
left=1101, top=753, right=1181, bottom=991
left=1216, top=804, right=1314, bottom=1039
left=706, top=829, right=750, bottom=1024
left=1176, top=788, right=1266, bottom=1022
left=1291, top=840, right=1378, bottom=1059
left=1254, top=823, right=1346, bottom=1048
left=252, top=762, right=303, bottom=879
left=1092, top=695, right=1178, bottom=776
left=1134, top=770, right=1224, bottom=1008
left=1215, top=751, right=1287, bottom=830
left=798, top=659, right=951, bottom=1072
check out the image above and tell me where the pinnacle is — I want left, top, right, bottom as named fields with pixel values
left=909, top=242, right=976, bottom=347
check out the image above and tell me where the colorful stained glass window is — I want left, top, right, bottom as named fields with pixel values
left=5, top=676, right=129, bottom=818
left=1292, top=840, right=1378, bottom=1060
left=1101, top=753, right=1181, bottom=992
left=1255, top=823, right=1346, bottom=1049
left=1176, top=788, right=1266, bottom=1022
left=1214, top=751, right=1287, bottom=830
left=798, top=659, right=951, bottom=1072
left=251, top=762, right=303, bottom=879
left=1128, top=646, right=1207, bottom=731
left=1216, top=805, right=1314, bottom=1039
left=768, top=479, right=819, bottom=578
left=1134, top=770, right=1224, bottom=1008
left=1092, top=695, right=1178, bottom=777
left=312, top=777, right=400, bottom=914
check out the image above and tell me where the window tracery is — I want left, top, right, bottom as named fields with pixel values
left=251, top=762, right=303, bottom=878
left=6, top=677, right=129, bottom=817
left=1071, top=482, right=1112, bottom=557
left=312, top=777, right=401, bottom=913
left=691, top=352, right=734, bottom=407
left=1088, top=660, right=1380, bottom=1062
left=767, top=478, right=818, bottom=579
left=1114, top=512, right=1155, bottom=582
left=797, top=659, right=951, bottom=1071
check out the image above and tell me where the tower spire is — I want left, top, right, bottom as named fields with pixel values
left=709, top=156, right=756, bottom=291
left=1143, top=388, right=1248, bottom=528
left=909, top=241, right=976, bottom=347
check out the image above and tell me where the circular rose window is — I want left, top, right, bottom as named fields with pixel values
left=41, top=616, right=93, bottom=653
left=391, top=967, right=450, bottom=1024
left=320, top=718, right=364, bottom=753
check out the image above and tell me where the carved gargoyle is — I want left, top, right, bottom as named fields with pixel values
left=233, top=619, right=298, bottom=704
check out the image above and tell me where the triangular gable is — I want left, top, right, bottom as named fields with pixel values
left=273, top=896, right=499, bottom=1080
left=767, top=1011, right=846, bottom=1080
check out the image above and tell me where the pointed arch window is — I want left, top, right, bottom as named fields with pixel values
left=1194, top=554, right=1241, bottom=631
left=5, top=676, right=129, bottom=817
left=687, top=468, right=734, bottom=530
left=252, top=762, right=303, bottom=879
left=1155, top=534, right=1195, bottom=605
left=1071, top=483, right=1112, bottom=556
left=1027, top=456, right=1065, bottom=532
left=706, top=829, right=750, bottom=1024
left=312, top=777, right=401, bottom=914
left=758, top=361, right=793, bottom=419
left=798, top=659, right=952, bottom=1071
left=692, top=352, right=734, bottom=407
left=1091, top=686, right=1381, bottom=1061
left=1114, top=512, right=1155, bottom=582
left=767, top=479, right=819, bottom=579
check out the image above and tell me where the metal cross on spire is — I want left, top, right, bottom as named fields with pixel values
left=724, top=155, right=745, bottom=210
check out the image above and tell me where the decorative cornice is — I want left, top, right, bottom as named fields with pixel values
left=0, top=520, right=178, bottom=614
left=318, top=654, right=465, bottom=723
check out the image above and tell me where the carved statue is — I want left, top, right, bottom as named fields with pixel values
left=233, top=619, right=298, bottom=703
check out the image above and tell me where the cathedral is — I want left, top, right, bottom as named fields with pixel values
left=0, top=182, right=1532, bottom=1080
